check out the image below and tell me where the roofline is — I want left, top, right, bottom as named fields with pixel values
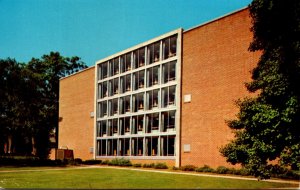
left=95, top=28, right=183, bottom=64
left=59, top=65, right=95, bottom=81
left=184, top=6, right=249, bottom=33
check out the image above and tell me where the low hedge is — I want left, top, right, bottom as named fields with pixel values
left=180, top=165, right=196, bottom=171
left=82, top=159, right=102, bottom=165
left=0, top=156, right=67, bottom=167
left=107, top=158, right=132, bottom=166
left=132, top=163, right=142, bottom=167
left=195, top=165, right=215, bottom=173
left=154, top=163, right=168, bottom=169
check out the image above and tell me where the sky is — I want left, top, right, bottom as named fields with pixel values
left=0, top=0, right=252, bottom=67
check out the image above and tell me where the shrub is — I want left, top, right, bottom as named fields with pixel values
left=278, top=170, right=300, bottom=180
left=74, top=158, right=83, bottom=165
left=108, top=158, right=132, bottom=167
left=82, top=159, right=102, bottom=165
left=172, top=166, right=180, bottom=170
left=154, top=163, right=168, bottom=169
left=0, top=156, right=69, bottom=167
left=239, top=168, right=251, bottom=176
left=216, top=166, right=229, bottom=174
left=226, top=168, right=237, bottom=175
left=101, top=160, right=110, bottom=165
left=143, top=163, right=154, bottom=168
left=132, top=163, right=142, bottom=167
left=180, top=165, right=196, bottom=171
left=268, top=165, right=300, bottom=180
left=195, top=165, right=215, bottom=173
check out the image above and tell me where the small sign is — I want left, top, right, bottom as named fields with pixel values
left=90, top=112, right=94, bottom=118
left=183, top=144, right=191, bottom=152
left=184, top=94, right=191, bottom=103
left=89, top=147, right=94, bottom=154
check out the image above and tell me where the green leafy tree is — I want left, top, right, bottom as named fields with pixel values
left=26, top=52, right=88, bottom=158
left=220, top=0, right=300, bottom=179
left=0, top=52, right=87, bottom=158
left=0, top=58, right=25, bottom=154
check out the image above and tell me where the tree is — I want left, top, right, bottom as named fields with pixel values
left=26, top=52, right=88, bottom=158
left=0, top=58, right=26, bottom=154
left=0, top=52, right=87, bottom=158
left=220, top=0, right=300, bottom=179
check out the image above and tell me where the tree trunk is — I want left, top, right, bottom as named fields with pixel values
left=7, top=135, right=12, bottom=154
left=31, top=137, right=37, bottom=155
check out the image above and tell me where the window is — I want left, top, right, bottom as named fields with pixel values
left=162, top=86, right=176, bottom=108
left=162, top=61, right=176, bottom=83
left=112, top=119, right=118, bottom=135
left=119, top=138, right=130, bottom=156
left=119, top=138, right=126, bottom=156
left=145, top=137, right=158, bottom=156
left=147, top=66, right=159, bottom=87
left=125, top=96, right=131, bottom=113
left=120, top=53, right=132, bottom=73
left=146, top=113, right=159, bottom=133
left=119, top=118, right=125, bottom=135
left=125, top=138, right=130, bottom=156
left=120, top=76, right=125, bottom=93
left=98, top=62, right=108, bottom=80
left=98, top=81, right=108, bottom=99
left=125, top=74, right=131, bottom=92
left=161, top=110, right=176, bottom=132
left=109, top=98, right=118, bottom=116
left=131, top=138, right=137, bottom=156
left=125, top=117, right=130, bottom=134
left=133, top=47, right=145, bottom=68
left=160, top=135, right=175, bottom=156
left=98, top=101, right=107, bottom=117
left=97, top=120, right=107, bottom=137
left=112, top=139, right=118, bottom=156
left=163, top=35, right=177, bottom=60
left=131, top=137, right=144, bottom=156
left=108, top=78, right=119, bottom=97
left=113, top=78, right=119, bottom=95
left=133, top=70, right=145, bottom=90
left=113, top=58, right=119, bottom=75
left=137, top=115, right=144, bottom=133
left=131, top=115, right=144, bottom=134
left=98, top=140, right=107, bottom=156
left=132, top=116, right=138, bottom=134
left=148, top=42, right=160, bottom=64
left=146, top=89, right=159, bottom=110
left=132, top=93, right=144, bottom=112
left=107, top=120, right=113, bottom=136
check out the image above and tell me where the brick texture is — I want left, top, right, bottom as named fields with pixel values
left=181, top=9, right=260, bottom=168
left=58, top=67, right=95, bottom=160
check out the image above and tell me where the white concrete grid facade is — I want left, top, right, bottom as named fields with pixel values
left=94, top=29, right=182, bottom=165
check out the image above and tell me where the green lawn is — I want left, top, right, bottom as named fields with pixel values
left=0, top=167, right=298, bottom=189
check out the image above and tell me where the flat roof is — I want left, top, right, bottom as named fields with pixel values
left=60, top=6, right=248, bottom=81
left=184, top=7, right=248, bottom=33
left=59, top=65, right=95, bottom=81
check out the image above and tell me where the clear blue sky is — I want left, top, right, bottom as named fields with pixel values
left=0, top=0, right=252, bottom=67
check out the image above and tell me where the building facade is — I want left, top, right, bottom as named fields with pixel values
left=95, top=29, right=182, bottom=166
left=58, top=8, right=260, bottom=167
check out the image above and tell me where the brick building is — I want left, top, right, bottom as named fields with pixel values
left=58, top=8, right=260, bottom=167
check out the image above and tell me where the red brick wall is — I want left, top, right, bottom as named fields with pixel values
left=58, top=66, right=95, bottom=160
left=181, top=9, right=260, bottom=168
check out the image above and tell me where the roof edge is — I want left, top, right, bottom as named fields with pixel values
left=184, top=6, right=249, bottom=33
left=59, top=65, right=95, bottom=81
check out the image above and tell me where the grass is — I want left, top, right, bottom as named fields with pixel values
left=0, top=167, right=298, bottom=189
